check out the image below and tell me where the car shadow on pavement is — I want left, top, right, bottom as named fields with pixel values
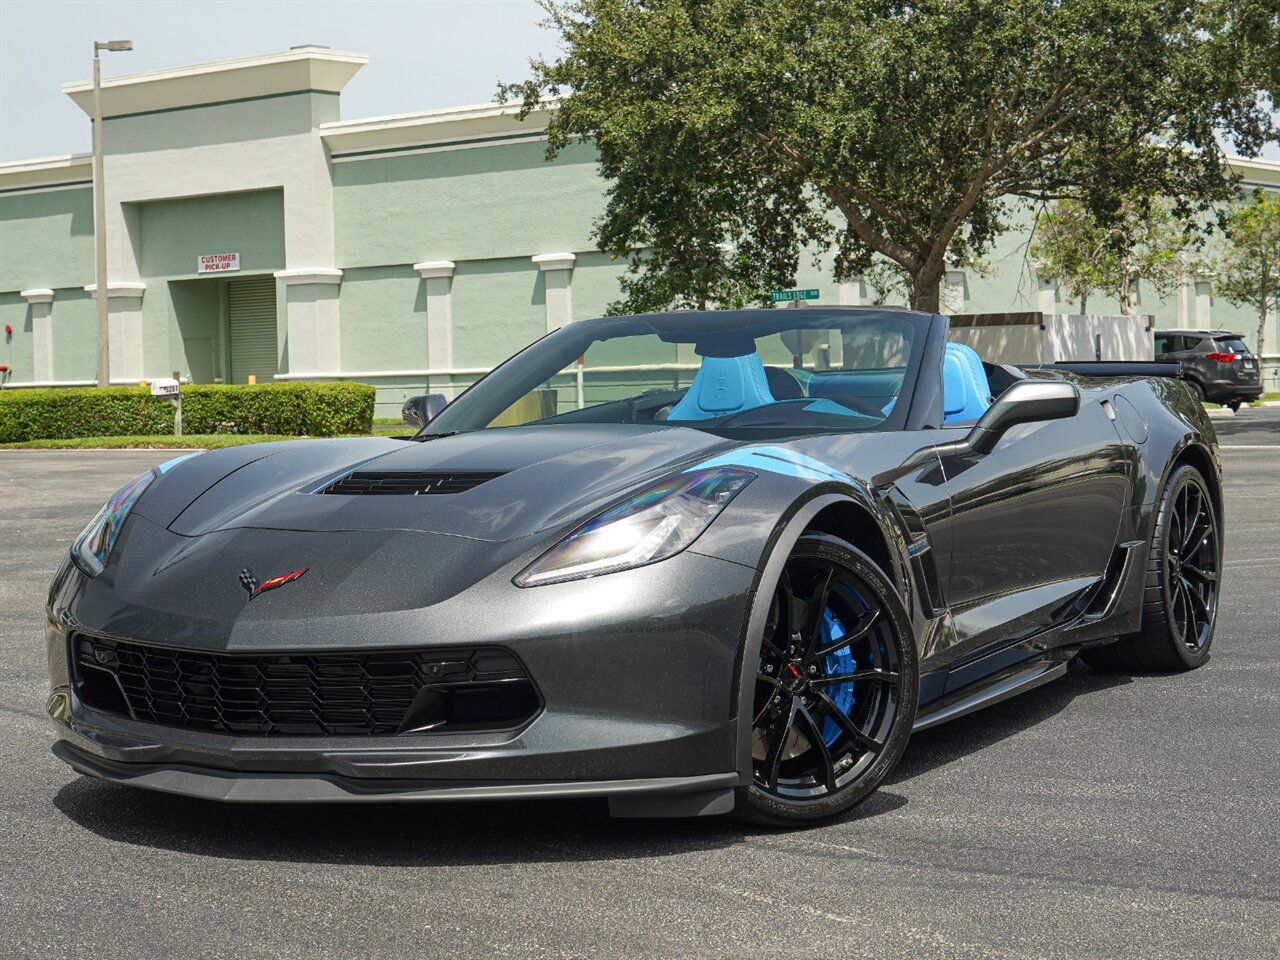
left=51, top=663, right=1130, bottom=866
left=890, top=661, right=1132, bottom=785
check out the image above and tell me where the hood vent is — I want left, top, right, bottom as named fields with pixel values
left=320, top=470, right=505, bottom=496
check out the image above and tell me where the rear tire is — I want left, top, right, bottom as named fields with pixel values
left=1083, top=465, right=1219, bottom=672
left=1227, top=400, right=1242, bottom=412
left=734, top=534, right=917, bottom=826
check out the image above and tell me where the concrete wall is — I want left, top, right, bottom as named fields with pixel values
left=332, top=139, right=602, bottom=267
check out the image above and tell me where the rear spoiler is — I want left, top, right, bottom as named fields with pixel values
left=1020, top=361, right=1184, bottom=379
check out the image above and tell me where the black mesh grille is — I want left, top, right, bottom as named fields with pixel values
left=320, top=471, right=504, bottom=495
left=72, top=636, right=539, bottom=736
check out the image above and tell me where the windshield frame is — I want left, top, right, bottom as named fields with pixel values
left=423, top=307, right=935, bottom=438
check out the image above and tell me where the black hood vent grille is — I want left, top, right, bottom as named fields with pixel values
left=320, top=470, right=505, bottom=496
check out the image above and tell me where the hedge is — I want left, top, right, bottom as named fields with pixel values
left=0, top=382, right=376, bottom=443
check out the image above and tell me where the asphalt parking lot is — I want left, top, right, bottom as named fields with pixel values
left=2, top=413, right=1277, bottom=960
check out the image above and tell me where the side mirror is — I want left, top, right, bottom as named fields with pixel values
left=402, top=393, right=448, bottom=429
left=967, top=380, right=1080, bottom=454
left=937, top=380, right=1080, bottom=459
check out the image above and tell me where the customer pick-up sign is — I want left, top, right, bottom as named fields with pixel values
left=197, top=252, right=240, bottom=274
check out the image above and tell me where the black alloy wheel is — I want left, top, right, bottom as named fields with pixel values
left=736, top=534, right=917, bottom=825
left=1162, top=471, right=1220, bottom=655
left=1084, top=465, right=1220, bottom=672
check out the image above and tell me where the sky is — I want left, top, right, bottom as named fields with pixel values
left=0, top=0, right=560, bottom=162
left=1, top=0, right=1275, bottom=165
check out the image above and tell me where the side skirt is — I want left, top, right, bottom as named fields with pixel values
left=913, top=647, right=1079, bottom=732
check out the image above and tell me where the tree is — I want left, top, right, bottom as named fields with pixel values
left=502, top=1, right=1277, bottom=314
left=1031, top=197, right=1194, bottom=314
left=1212, top=191, right=1280, bottom=359
left=862, top=260, right=911, bottom=306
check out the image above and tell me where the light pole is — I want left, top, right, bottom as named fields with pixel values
left=91, top=39, right=132, bottom=388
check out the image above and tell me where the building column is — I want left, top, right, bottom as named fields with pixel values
left=275, top=268, right=342, bottom=375
left=533, top=253, right=576, bottom=333
left=1194, top=278, right=1213, bottom=328
left=1037, top=275, right=1058, bottom=317
left=942, top=268, right=967, bottom=315
left=20, top=289, right=54, bottom=382
left=83, top=282, right=146, bottom=381
left=413, top=261, right=455, bottom=369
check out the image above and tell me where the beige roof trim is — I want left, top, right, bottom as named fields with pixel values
left=61, top=46, right=367, bottom=119
left=0, top=152, right=92, bottom=192
left=321, top=100, right=558, bottom=155
left=1228, top=155, right=1280, bottom=187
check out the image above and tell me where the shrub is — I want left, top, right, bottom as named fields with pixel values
left=0, top=382, right=375, bottom=443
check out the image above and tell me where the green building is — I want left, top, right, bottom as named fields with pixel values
left=1, top=47, right=1276, bottom=416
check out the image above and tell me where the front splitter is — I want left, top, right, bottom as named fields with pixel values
left=53, top=740, right=739, bottom=816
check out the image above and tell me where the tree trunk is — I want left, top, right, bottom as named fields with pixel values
left=1257, top=269, right=1270, bottom=362
left=910, top=270, right=942, bottom=313
left=1118, top=273, right=1133, bottom=315
left=1080, top=295, right=1088, bottom=314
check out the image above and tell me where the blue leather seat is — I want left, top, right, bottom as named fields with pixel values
left=668, top=352, right=776, bottom=420
left=942, top=343, right=992, bottom=424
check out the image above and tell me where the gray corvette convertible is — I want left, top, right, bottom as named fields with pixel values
left=46, top=307, right=1222, bottom=824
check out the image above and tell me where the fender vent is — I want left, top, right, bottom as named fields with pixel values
left=320, top=470, right=504, bottom=495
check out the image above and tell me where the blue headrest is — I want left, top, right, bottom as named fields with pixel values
left=942, top=343, right=991, bottom=424
left=668, top=353, right=775, bottom=421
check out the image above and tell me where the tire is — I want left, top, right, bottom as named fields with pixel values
left=1083, top=465, right=1220, bottom=672
left=1227, top=400, right=1242, bottom=413
left=734, top=534, right=918, bottom=826
left=1190, top=380, right=1207, bottom=402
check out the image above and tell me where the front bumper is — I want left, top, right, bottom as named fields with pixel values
left=47, top=547, right=757, bottom=813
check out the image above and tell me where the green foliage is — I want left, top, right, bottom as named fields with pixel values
left=0, top=435, right=361, bottom=450
left=1032, top=197, right=1194, bottom=314
left=0, top=382, right=376, bottom=443
left=503, top=0, right=1277, bottom=313
left=1211, top=191, right=1280, bottom=356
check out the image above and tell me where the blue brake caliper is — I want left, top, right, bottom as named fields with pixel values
left=819, top=607, right=856, bottom=747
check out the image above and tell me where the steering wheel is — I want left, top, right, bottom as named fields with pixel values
left=626, top=389, right=685, bottom=422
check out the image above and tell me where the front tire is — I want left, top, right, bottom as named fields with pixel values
left=735, top=534, right=918, bottom=826
left=1083, top=464, right=1220, bottom=672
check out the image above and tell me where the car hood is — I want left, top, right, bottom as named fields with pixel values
left=142, top=424, right=737, bottom=542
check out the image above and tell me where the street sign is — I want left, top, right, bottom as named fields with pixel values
left=770, top=288, right=820, bottom=303
left=198, top=252, right=240, bottom=274
left=149, top=378, right=180, bottom=397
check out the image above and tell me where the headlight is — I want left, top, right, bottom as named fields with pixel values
left=515, top=467, right=754, bottom=587
left=71, top=452, right=202, bottom=577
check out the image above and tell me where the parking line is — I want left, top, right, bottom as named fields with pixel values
left=1219, top=445, right=1280, bottom=450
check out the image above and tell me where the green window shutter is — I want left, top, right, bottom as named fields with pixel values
left=227, top=277, right=278, bottom=384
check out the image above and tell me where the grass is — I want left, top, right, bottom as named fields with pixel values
left=0, top=432, right=413, bottom=450
left=373, top=417, right=405, bottom=425
left=1202, top=390, right=1279, bottom=410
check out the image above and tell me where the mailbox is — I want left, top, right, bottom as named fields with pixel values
left=150, top=378, right=181, bottom=397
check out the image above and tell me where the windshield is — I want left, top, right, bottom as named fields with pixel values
left=425, top=308, right=928, bottom=437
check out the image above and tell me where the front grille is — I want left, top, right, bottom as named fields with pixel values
left=320, top=470, right=504, bottom=496
left=72, top=636, right=540, bottom=737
